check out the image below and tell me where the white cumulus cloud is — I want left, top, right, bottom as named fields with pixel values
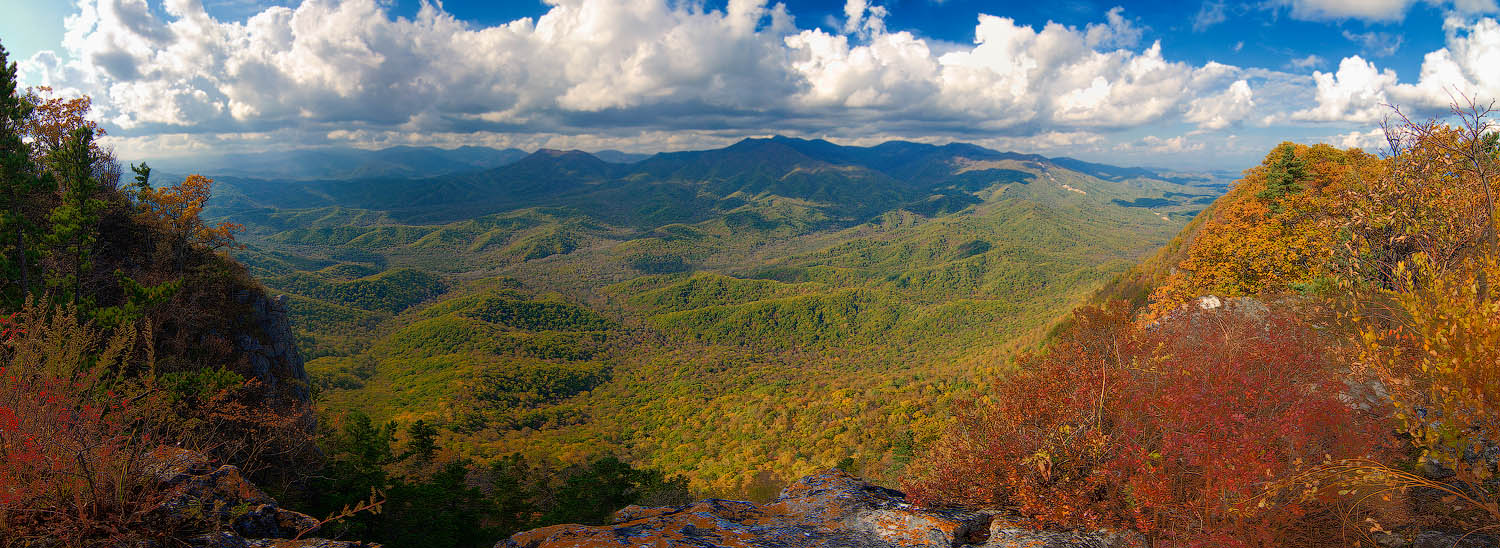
left=1185, top=79, right=1255, bottom=130
left=1295, top=15, right=1500, bottom=122
left=16, top=0, right=1403, bottom=170
left=1120, top=134, right=1205, bottom=153
left=16, top=1, right=1261, bottom=152
left=1331, top=128, right=1388, bottom=149
left=1275, top=0, right=1497, bottom=22
left=1085, top=6, right=1145, bottom=50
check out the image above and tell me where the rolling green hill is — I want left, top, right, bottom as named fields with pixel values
left=206, top=136, right=1227, bottom=495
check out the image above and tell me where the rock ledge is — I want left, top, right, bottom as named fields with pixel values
left=499, top=470, right=1140, bottom=548
left=142, top=447, right=378, bottom=548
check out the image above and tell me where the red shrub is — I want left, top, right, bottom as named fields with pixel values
left=0, top=312, right=20, bottom=341
left=905, top=302, right=1387, bottom=547
left=0, top=306, right=167, bottom=545
left=0, top=366, right=166, bottom=545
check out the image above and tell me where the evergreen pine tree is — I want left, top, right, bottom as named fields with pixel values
left=404, top=420, right=439, bottom=464
left=0, top=41, right=53, bottom=309
left=1256, top=142, right=1306, bottom=206
left=490, top=454, right=538, bottom=536
left=44, top=127, right=105, bottom=308
left=130, top=161, right=151, bottom=195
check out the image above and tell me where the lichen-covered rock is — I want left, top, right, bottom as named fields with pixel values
left=1409, top=530, right=1499, bottom=548
left=139, top=447, right=374, bottom=548
left=187, top=531, right=379, bottom=548
left=143, top=446, right=277, bottom=535
left=233, top=291, right=310, bottom=400
left=498, top=470, right=1140, bottom=548
left=769, top=471, right=991, bottom=547
left=983, top=518, right=1142, bottom=548
left=231, top=503, right=322, bottom=540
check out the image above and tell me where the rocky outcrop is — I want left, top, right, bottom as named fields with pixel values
left=498, top=470, right=1140, bottom=548
left=233, top=290, right=310, bottom=401
left=141, top=447, right=377, bottom=548
left=1407, top=530, right=1499, bottom=548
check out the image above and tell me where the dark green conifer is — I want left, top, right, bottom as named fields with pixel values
left=45, top=127, right=106, bottom=308
left=404, top=420, right=439, bottom=463
left=0, top=41, right=53, bottom=309
left=1256, top=142, right=1306, bottom=207
left=130, top=161, right=151, bottom=194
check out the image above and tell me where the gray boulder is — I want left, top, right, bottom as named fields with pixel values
left=139, top=447, right=376, bottom=548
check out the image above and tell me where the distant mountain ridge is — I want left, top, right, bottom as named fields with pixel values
left=204, top=136, right=1228, bottom=227
left=154, top=145, right=641, bottom=181
left=167, top=137, right=1227, bottom=191
left=152, top=145, right=531, bottom=180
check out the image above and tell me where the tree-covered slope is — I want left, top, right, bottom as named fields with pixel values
left=205, top=136, right=1227, bottom=496
left=906, top=112, right=1500, bottom=547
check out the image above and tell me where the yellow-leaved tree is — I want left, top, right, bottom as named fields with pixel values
left=1294, top=97, right=1500, bottom=539
left=135, top=174, right=241, bottom=267
left=1148, top=143, right=1384, bottom=316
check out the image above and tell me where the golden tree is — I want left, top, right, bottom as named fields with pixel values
left=135, top=174, right=240, bottom=263
left=1149, top=143, right=1383, bottom=316
left=21, top=87, right=103, bottom=161
left=1310, top=97, right=1500, bottom=539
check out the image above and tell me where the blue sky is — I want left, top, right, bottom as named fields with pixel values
left=396, top=0, right=1455, bottom=75
left=4, top=0, right=1498, bottom=170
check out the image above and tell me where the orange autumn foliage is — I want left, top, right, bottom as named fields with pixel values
left=1319, top=109, right=1500, bottom=537
left=22, top=86, right=105, bottom=162
left=1340, top=122, right=1497, bottom=288
left=0, top=304, right=316, bottom=544
left=1149, top=144, right=1386, bottom=317
left=135, top=174, right=240, bottom=251
left=1337, top=255, right=1500, bottom=535
left=1110, top=108, right=1500, bottom=543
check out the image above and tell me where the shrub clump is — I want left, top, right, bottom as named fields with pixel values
left=904, top=301, right=1388, bottom=547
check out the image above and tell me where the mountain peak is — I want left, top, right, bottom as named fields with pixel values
left=528, top=148, right=597, bottom=159
left=513, top=149, right=613, bottom=171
